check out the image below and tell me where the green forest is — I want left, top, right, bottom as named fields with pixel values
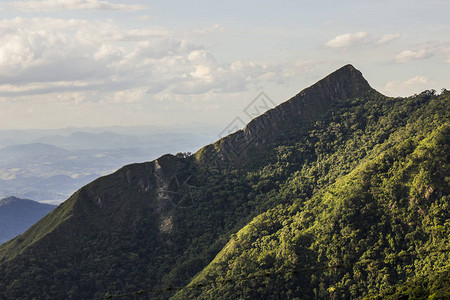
left=0, top=66, right=448, bottom=299
left=177, top=90, right=450, bottom=299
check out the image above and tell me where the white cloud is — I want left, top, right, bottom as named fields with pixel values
left=108, top=88, right=148, bottom=104
left=325, top=32, right=402, bottom=50
left=138, top=15, right=153, bottom=21
left=439, top=47, right=450, bottom=63
left=381, top=75, right=450, bottom=97
left=404, top=75, right=429, bottom=85
left=325, top=32, right=368, bottom=48
left=0, top=17, right=299, bottom=101
left=11, top=0, right=146, bottom=12
left=377, top=33, right=400, bottom=44
left=395, top=49, right=432, bottom=63
left=0, top=18, right=131, bottom=84
left=193, top=24, right=226, bottom=35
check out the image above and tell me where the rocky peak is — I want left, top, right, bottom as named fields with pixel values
left=309, top=64, right=372, bottom=100
left=0, top=196, right=52, bottom=208
left=0, top=196, right=21, bottom=206
left=196, top=65, right=376, bottom=167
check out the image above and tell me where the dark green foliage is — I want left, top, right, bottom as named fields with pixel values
left=175, top=92, right=450, bottom=299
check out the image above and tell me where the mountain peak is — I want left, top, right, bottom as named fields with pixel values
left=0, top=196, right=31, bottom=206
left=329, top=64, right=361, bottom=80
left=335, top=63, right=359, bottom=73
left=312, top=64, right=372, bottom=99
left=196, top=65, right=377, bottom=167
left=0, top=196, right=55, bottom=208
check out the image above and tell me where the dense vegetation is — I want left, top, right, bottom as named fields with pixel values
left=176, top=92, right=450, bottom=298
left=0, top=66, right=448, bottom=299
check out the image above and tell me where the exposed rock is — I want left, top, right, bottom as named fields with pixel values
left=196, top=64, right=376, bottom=167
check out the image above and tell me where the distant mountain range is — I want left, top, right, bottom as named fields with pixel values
left=0, top=65, right=448, bottom=299
left=0, top=127, right=219, bottom=204
left=0, top=197, right=56, bottom=244
left=0, top=125, right=219, bottom=149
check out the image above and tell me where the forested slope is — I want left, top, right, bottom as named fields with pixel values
left=176, top=97, right=450, bottom=298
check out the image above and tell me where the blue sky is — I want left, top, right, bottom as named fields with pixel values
left=0, top=0, right=449, bottom=130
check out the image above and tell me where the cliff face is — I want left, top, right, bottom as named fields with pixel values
left=196, top=64, right=376, bottom=167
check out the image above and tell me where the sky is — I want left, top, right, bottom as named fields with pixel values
left=0, top=0, right=449, bottom=130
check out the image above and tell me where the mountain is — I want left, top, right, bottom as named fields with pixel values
left=197, top=64, right=375, bottom=167
left=33, top=131, right=209, bottom=151
left=0, top=129, right=218, bottom=203
left=0, top=143, right=69, bottom=163
left=0, top=125, right=219, bottom=149
left=0, top=65, right=448, bottom=299
left=0, top=197, right=56, bottom=244
left=0, top=142, right=134, bottom=203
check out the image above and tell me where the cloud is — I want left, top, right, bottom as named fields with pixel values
left=404, top=75, right=429, bottom=85
left=0, top=18, right=147, bottom=84
left=381, top=75, right=450, bottom=97
left=193, top=24, right=226, bottom=35
left=439, top=47, right=450, bottom=63
left=11, top=0, right=146, bottom=12
left=395, top=49, right=432, bottom=63
left=0, top=17, right=298, bottom=100
left=325, top=32, right=401, bottom=50
left=325, top=32, right=368, bottom=48
left=377, top=33, right=400, bottom=44
left=138, top=15, right=153, bottom=21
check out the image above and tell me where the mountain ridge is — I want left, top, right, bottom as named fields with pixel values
left=0, top=65, right=448, bottom=299
left=196, top=64, right=377, bottom=167
left=0, top=65, right=374, bottom=258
